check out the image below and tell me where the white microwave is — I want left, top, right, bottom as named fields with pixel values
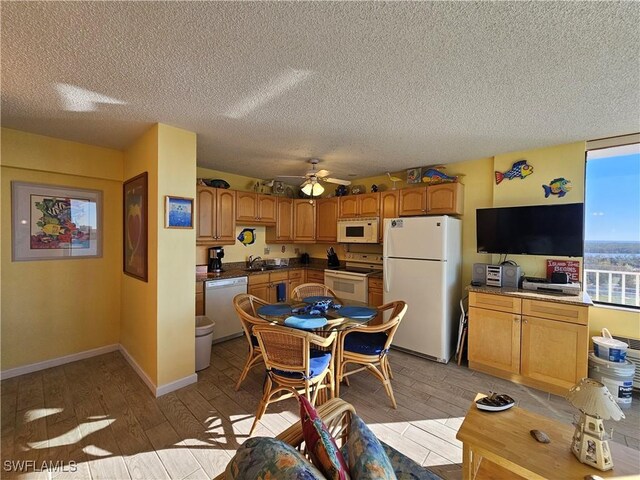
left=337, top=217, right=379, bottom=243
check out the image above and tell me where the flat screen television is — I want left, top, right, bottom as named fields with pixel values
left=476, top=203, right=584, bottom=257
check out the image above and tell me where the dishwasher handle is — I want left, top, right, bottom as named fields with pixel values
left=205, top=277, right=248, bottom=290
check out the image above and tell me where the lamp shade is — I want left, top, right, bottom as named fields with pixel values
left=566, top=378, right=625, bottom=421
left=301, top=182, right=324, bottom=196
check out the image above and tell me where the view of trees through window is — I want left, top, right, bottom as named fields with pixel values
left=584, top=142, right=640, bottom=308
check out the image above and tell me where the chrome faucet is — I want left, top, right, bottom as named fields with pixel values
left=248, top=255, right=262, bottom=268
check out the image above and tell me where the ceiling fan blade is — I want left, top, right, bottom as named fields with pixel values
left=300, top=179, right=311, bottom=187
left=315, top=169, right=330, bottom=178
left=276, top=174, right=306, bottom=180
left=323, top=177, right=351, bottom=186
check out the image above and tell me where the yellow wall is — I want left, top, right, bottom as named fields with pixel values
left=120, top=126, right=159, bottom=382
left=156, top=124, right=197, bottom=385
left=491, top=142, right=586, bottom=278
left=1, top=129, right=123, bottom=369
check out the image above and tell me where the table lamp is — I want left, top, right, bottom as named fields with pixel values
left=566, top=378, right=625, bottom=471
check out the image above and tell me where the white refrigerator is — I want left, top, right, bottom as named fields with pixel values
left=383, top=216, right=462, bottom=363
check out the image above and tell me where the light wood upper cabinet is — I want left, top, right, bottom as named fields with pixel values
left=468, top=306, right=521, bottom=375
left=338, top=193, right=380, bottom=218
left=196, top=186, right=236, bottom=245
left=235, top=192, right=276, bottom=224
left=426, top=183, right=464, bottom=215
left=293, top=200, right=316, bottom=243
left=399, top=186, right=427, bottom=216
left=266, top=197, right=293, bottom=243
left=316, top=197, right=339, bottom=243
left=399, top=183, right=464, bottom=216
left=379, top=190, right=399, bottom=241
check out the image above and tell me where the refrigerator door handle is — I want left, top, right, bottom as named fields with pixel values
left=384, top=259, right=390, bottom=293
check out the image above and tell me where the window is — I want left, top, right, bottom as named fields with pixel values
left=584, top=135, right=640, bottom=308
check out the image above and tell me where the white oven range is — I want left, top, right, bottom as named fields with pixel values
left=324, top=252, right=382, bottom=303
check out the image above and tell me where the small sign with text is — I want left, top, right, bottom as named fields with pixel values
left=546, top=259, right=580, bottom=282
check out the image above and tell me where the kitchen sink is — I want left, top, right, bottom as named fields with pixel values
left=244, top=265, right=277, bottom=272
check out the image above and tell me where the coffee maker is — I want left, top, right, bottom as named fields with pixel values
left=208, top=246, right=224, bottom=273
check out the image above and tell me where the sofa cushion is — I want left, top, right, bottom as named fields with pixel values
left=299, top=395, right=350, bottom=480
left=380, top=442, right=442, bottom=480
left=346, top=413, right=397, bottom=480
left=225, top=437, right=325, bottom=480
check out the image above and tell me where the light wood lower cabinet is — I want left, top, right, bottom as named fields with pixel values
left=468, top=291, right=589, bottom=395
left=368, top=277, right=383, bottom=307
left=248, top=271, right=289, bottom=303
left=305, top=269, right=325, bottom=284
left=521, top=315, right=588, bottom=392
left=468, top=306, right=521, bottom=374
left=288, top=269, right=304, bottom=299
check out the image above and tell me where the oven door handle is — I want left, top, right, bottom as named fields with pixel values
left=326, top=272, right=366, bottom=281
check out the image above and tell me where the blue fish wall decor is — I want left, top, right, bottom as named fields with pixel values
left=495, top=160, right=534, bottom=184
left=237, top=228, right=256, bottom=246
left=542, top=178, right=572, bottom=198
left=422, top=167, right=459, bottom=184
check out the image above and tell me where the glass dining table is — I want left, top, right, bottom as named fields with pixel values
left=255, top=296, right=379, bottom=404
left=255, top=296, right=379, bottom=332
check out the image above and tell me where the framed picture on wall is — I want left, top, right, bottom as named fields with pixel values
left=123, top=172, right=148, bottom=281
left=11, top=181, right=102, bottom=261
left=165, top=196, right=194, bottom=229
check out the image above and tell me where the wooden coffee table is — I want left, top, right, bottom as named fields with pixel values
left=456, top=394, right=639, bottom=479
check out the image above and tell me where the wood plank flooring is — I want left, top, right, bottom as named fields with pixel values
left=2, top=338, right=639, bottom=479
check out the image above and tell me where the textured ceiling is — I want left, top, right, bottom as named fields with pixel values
left=2, top=2, right=639, bottom=181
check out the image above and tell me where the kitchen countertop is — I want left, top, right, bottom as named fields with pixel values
left=467, top=284, right=593, bottom=307
left=196, top=260, right=327, bottom=282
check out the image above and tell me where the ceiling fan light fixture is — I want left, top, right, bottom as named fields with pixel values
left=301, top=182, right=324, bottom=197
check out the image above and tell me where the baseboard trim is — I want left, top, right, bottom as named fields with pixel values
left=118, top=345, right=196, bottom=397
left=155, top=373, right=198, bottom=397
left=118, top=344, right=157, bottom=394
left=0, top=344, right=120, bottom=380
left=1, top=343, right=197, bottom=398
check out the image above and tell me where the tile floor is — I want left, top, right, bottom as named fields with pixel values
left=1, top=337, right=639, bottom=479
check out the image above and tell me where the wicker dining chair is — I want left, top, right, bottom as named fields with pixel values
left=336, top=300, right=408, bottom=408
left=233, top=293, right=270, bottom=391
left=249, top=324, right=337, bottom=435
left=290, top=282, right=339, bottom=301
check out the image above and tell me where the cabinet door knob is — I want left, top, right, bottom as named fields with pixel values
left=514, top=317, right=520, bottom=322
left=523, top=319, right=528, bottom=324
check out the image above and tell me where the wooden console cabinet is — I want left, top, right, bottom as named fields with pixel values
left=468, top=290, right=590, bottom=395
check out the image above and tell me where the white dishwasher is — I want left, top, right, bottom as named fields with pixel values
left=205, top=276, right=247, bottom=343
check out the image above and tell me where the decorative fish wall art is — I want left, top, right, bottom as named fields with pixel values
left=542, top=178, right=572, bottom=198
left=495, top=160, right=534, bottom=185
left=422, top=166, right=461, bottom=184
left=237, top=228, right=256, bottom=246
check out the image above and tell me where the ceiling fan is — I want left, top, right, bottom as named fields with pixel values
left=275, top=159, right=351, bottom=196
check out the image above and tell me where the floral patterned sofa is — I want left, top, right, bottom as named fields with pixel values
left=213, top=398, right=442, bottom=480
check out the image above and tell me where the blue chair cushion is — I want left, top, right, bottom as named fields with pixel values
left=343, top=331, right=388, bottom=356
left=272, top=349, right=332, bottom=379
